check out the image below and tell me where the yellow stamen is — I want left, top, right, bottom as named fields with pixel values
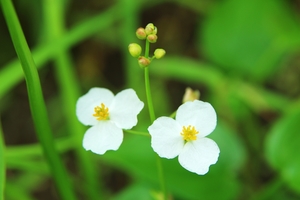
left=181, top=125, right=199, bottom=142
left=93, top=103, right=109, bottom=120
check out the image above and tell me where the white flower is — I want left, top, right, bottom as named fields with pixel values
left=76, top=88, right=144, bottom=155
left=148, top=100, right=220, bottom=175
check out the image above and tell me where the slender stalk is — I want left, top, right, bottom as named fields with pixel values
left=145, top=38, right=150, bottom=58
left=156, top=155, right=166, bottom=199
left=0, top=117, right=5, bottom=200
left=144, top=40, right=156, bottom=122
left=145, top=67, right=156, bottom=122
left=6, top=136, right=75, bottom=159
left=1, top=0, right=76, bottom=199
left=143, top=39, right=167, bottom=200
left=43, top=0, right=103, bottom=199
left=123, top=130, right=150, bottom=137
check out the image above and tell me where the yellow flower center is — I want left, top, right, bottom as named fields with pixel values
left=181, top=125, right=199, bottom=142
left=93, top=103, right=109, bottom=120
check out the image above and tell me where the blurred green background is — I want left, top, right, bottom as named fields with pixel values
left=1, top=0, right=300, bottom=199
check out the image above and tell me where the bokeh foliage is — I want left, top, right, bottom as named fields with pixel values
left=1, top=0, right=300, bottom=199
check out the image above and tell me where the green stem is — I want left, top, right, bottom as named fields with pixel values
left=145, top=67, right=156, bottom=122
left=1, top=0, right=76, bottom=199
left=145, top=38, right=150, bottom=58
left=144, top=40, right=156, bottom=122
left=156, top=155, right=166, bottom=199
left=143, top=39, right=166, bottom=200
left=123, top=130, right=150, bottom=137
left=43, top=1, right=103, bottom=199
left=0, top=117, right=5, bottom=200
left=6, top=136, right=75, bottom=159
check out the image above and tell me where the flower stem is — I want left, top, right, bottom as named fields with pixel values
left=144, top=40, right=156, bottom=122
left=145, top=67, right=156, bottom=122
left=145, top=37, right=150, bottom=58
left=156, top=155, right=166, bottom=199
left=144, top=39, right=167, bottom=200
left=123, top=130, right=150, bottom=137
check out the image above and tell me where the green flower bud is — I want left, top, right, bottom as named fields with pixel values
left=138, top=56, right=151, bottom=68
left=152, top=26, right=158, bottom=35
left=128, top=43, right=142, bottom=57
left=147, top=34, right=158, bottom=43
left=145, top=23, right=157, bottom=35
left=154, top=48, right=166, bottom=59
left=136, top=27, right=147, bottom=40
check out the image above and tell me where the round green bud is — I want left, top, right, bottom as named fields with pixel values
left=145, top=23, right=157, bottom=35
left=136, top=27, right=146, bottom=40
left=128, top=43, right=142, bottom=57
left=147, top=34, right=158, bottom=43
left=154, top=48, right=166, bottom=59
left=152, top=26, right=158, bottom=35
left=138, top=56, right=151, bottom=68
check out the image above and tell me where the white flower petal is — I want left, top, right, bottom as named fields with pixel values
left=148, top=117, right=184, bottom=159
left=109, top=88, right=144, bottom=129
left=76, top=88, right=114, bottom=126
left=178, top=137, right=220, bottom=175
left=176, top=100, right=217, bottom=137
left=82, top=121, right=123, bottom=154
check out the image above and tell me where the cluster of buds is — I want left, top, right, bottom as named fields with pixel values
left=128, top=23, right=166, bottom=68
left=137, top=23, right=158, bottom=43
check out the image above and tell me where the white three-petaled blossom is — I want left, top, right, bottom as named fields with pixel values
left=148, top=100, right=220, bottom=175
left=76, top=88, right=144, bottom=155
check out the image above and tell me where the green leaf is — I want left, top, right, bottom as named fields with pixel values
left=265, top=106, right=300, bottom=193
left=210, top=122, right=246, bottom=172
left=200, top=0, right=300, bottom=81
left=102, top=122, right=245, bottom=199
left=1, top=0, right=76, bottom=198
left=0, top=5, right=120, bottom=99
left=0, top=122, right=5, bottom=200
left=112, top=183, right=154, bottom=200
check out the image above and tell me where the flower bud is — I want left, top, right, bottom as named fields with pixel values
left=154, top=48, right=166, bottom=59
left=136, top=27, right=146, bottom=40
left=145, top=23, right=157, bottom=35
left=147, top=34, right=158, bottom=43
left=152, top=26, right=158, bottom=35
left=138, top=56, right=151, bottom=68
left=128, top=43, right=142, bottom=57
left=182, top=87, right=200, bottom=103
